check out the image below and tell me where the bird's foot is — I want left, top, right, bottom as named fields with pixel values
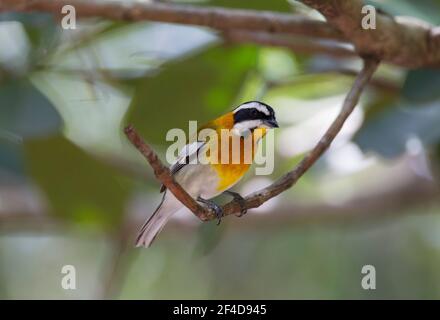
left=223, top=191, right=247, bottom=217
left=197, top=196, right=223, bottom=225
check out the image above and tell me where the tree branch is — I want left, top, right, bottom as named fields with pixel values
left=124, top=58, right=379, bottom=221
left=300, top=0, right=440, bottom=68
left=2, top=0, right=439, bottom=67
left=124, top=126, right=212, bottom=221
left=0, top=0, right=344, bottom=40
left=220, top=58, right=379, bottom=216
left=1, top=171, right=438, bottom=233
left=223, top=30, right=355, bottom=58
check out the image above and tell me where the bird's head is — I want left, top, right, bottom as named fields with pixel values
left=232, top=101, right=278, bottom=134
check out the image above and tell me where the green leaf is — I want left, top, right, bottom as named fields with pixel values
left=193, top=222, right=226, bottom=257
left=403, top=69, right=440, bottom=103
left=126, top=45, right=258, bottom=144
left=258, top=48, right=298, bottom=82
left=0, top=78, right=62, bottom=139
left=264, top=73, right=352, bottom=101
left=355, top=101, right=440, bottom=158
left=24, top=135, right=133, bottom=229
left=0, top=12, right=59, bottom=66
left=0, top=139, right=24, bottom=178
left=205, top=0, right=291, bottom=12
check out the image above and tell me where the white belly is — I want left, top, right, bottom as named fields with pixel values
left=174, top=164, right=222, bottom=199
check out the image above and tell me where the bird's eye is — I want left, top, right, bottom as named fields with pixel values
left=251, top=109, right=258, bottom=116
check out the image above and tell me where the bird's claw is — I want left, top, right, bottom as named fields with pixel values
left=197, top=197, right=223, bottom=225
left=223, top=191, right=247, bottom=217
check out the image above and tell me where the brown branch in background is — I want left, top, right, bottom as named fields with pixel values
left=1, top=172, right=438, bottom=233
left=124, top=58, right=379, bottom=221
left=300, top=0, right=440, bottom=68
left=0, top=0, right=344, bottom=40
left=224, top=31, right=355, bottom=58
left=99, top=234, right=136, bottom=300
left=220, top=58, right=380, bottom=217
left=124, top=126, right=211, bottom=221
left=266, top=68, right=400, bottom=95
left=1, top=0, right=439, bottom=68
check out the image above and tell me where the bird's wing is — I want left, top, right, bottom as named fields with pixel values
left=160, top=119, right=220, bottom=193
left=160, top=140, right=205, bottom=193
left=170, top=140, right=205, bottom=175
left=172, top=119, right=218, bottom=174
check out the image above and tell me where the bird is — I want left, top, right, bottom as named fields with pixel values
left=135, top=101, right=278, bottom=247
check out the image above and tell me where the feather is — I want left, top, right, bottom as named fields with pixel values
left=135, top=191, right=182, bottom=247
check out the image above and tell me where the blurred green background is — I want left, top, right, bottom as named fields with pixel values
left=1, top=0, right=440, bottom=299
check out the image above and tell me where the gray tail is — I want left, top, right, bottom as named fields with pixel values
left=135, top=192, right=181, bottom=248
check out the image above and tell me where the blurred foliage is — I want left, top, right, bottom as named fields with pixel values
left=4, top=211, right=440, bottom=299
left=367, top=0, right=440, bottom=24
left=355, top=68, right=440, bottom=158
left=24, top=135, right=133, bottom=229
left=0, top=0, right=440, bottom=300
left=355, top=101, right=440, bottom=158
left=403, top=69, right=440, bottom=104
left=203, top=0, right=292, bottom=11
left=0, top=78, right=61, bottom=139
left=127, top=45, right=259, bottom=143
left=0, top=140, right=24, bottom=178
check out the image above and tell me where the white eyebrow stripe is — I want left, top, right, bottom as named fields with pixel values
left=233, top=119, right=262, bottom=132
left=255, top=104, right=270, bottom=115
left=234, top=102, right=270, bottom=116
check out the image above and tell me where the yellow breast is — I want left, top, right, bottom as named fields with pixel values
left=210, top=128, right=266, bottom=191
left=199, top=112, right=267, bottom=192
left=212, top=162, right=251, bottom=191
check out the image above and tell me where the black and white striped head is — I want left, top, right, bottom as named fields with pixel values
left=232, top=101, right=278, bottom=132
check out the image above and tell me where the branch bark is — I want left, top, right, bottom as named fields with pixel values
left=219, top=58, right=379, bottom=217
left=224, top=31, right=355, bottom=58
left=2, top=0, right=439, bottom=67
left=301, top=0, right=440, bottom=68
left=124, top=126, right=211, bottom=220
left=0, top=0, right=344, bottom=40
left=124, top=58, right=379, bottom=221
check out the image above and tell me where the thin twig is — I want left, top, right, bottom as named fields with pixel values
left=124, top=126, right=211, bottom=220
left=224, top=31, right=355, bottom=58
left=220, top=58, right=380, bottom=216
left=124, top=58, right=379, bottom=221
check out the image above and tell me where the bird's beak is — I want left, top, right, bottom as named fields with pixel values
left=264, top=119, right=279, bottom=128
